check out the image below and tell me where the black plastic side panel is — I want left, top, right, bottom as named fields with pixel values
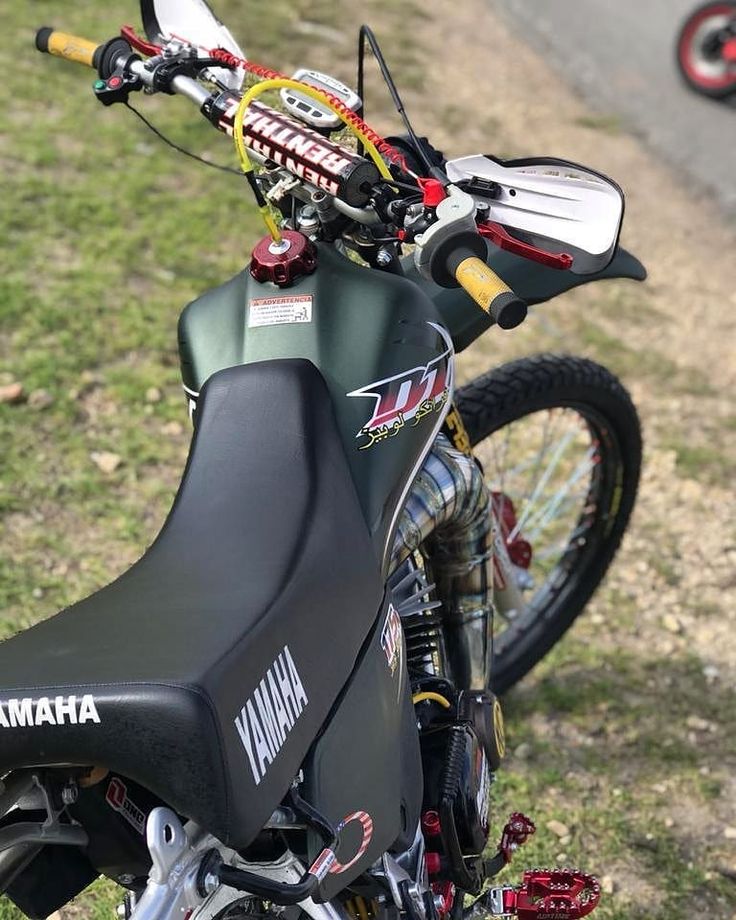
left=302, top=598, right=422, bottom=900
left=402, top=244, right=647, bottom=353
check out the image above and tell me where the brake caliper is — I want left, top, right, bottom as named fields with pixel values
left=486, top=869, right=601, bottom=920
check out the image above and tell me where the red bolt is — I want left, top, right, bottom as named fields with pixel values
left=425, top=852, right=441, bottom=875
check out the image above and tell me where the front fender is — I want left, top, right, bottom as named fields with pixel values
left=403, top=244, right=647, bottom=353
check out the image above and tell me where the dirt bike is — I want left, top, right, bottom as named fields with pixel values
left=0, top=2, right=645, bottom=919
left=676, top=1, right=736, bottom=97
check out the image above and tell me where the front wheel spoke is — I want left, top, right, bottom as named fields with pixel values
left=493, top=446, right=561, bottom=484
left=533, top=526, right=590, bottom=564
left=491, top=419, right=515, bottom=492
left=524, top=485, right=590, bottom=543
left=507, top=427, right=581, bottom=540
left=523, top=451, right=596, bottom=541
left=534, top=538, right=576, bottom=562
left=522, top=409, right=576, bottom=506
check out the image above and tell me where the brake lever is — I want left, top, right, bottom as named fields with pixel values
left=478, top=221, right=573, bottom=271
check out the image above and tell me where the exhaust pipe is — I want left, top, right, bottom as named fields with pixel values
left=391, top=435, right=495, bottom=689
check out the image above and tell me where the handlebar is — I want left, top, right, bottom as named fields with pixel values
left=448, top=247, right=528, bottom=330
left=35, top=27, right=102, bottom=69
left=35, top=26, right=210, bottom=108
left=32, top=24, right=530, bottom=327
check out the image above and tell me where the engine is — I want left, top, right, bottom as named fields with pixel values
left=415, top=683, right=505, bottom=896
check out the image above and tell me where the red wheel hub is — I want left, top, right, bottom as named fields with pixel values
left=723, top=36, right=736, bottom=60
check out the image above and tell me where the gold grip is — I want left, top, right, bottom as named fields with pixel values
left=455, top=256, right=511, bottom=314
left=41, top=30, right=99, bottom=68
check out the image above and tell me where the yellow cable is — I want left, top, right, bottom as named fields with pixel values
left=258, top=206, right=282, bottom=243
left=355, top=897, right=370, bottom=920
left=232, top=77, right=393, bottom=239
left=412, top=691, right=452, bottom=709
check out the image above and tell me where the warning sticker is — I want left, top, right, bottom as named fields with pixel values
left=248, top=295, right=313, bottom=328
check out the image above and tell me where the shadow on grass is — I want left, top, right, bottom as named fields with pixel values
left=504, top=646, right=735, bottom=772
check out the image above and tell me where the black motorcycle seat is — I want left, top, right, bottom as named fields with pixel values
left=0, top=359, right=383, bottom=847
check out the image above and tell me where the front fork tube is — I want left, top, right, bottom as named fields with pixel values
left=442, top=402, right=473, bottom=457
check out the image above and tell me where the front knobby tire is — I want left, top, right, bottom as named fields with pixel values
left=455, top=354, right=642, bottom=694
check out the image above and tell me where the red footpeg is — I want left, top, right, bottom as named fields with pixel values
left=488, top=869, right=601, bottom=920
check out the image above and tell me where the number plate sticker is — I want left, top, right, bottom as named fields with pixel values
left=248, top=294, right=313, bottom=328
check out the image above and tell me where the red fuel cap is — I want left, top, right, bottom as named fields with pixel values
left=250, top=230, right=317, bottom=287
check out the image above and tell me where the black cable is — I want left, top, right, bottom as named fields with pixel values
left=356, top=30, right=367, bottom=157
left=124, top=102, right=243, bottom=176
left=356, top=24, right=437, bottom=176
left=287, top=786, right=336, bottom=847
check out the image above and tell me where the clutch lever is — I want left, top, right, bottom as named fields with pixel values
left=478, top=221, right=573, bottom=271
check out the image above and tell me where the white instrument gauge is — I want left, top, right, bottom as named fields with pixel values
left=281, top=69, right=362, bottom=130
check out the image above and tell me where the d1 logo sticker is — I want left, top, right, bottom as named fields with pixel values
left=347, top=322, right=454, bottom=450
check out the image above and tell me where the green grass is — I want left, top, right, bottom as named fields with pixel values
left=663, top=438, right=733, bottom=485
left=0, top=882, right=120, bottom=920
left=2, top=2, right=735, bottom=920
left=496, top=635, right=736, bottom=920
left=574, top=320, right=702, bottom=393
left=574, top=113, right=623, bottom=135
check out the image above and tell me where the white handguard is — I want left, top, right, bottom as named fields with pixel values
left=445, top=155, right=625, bottom=274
